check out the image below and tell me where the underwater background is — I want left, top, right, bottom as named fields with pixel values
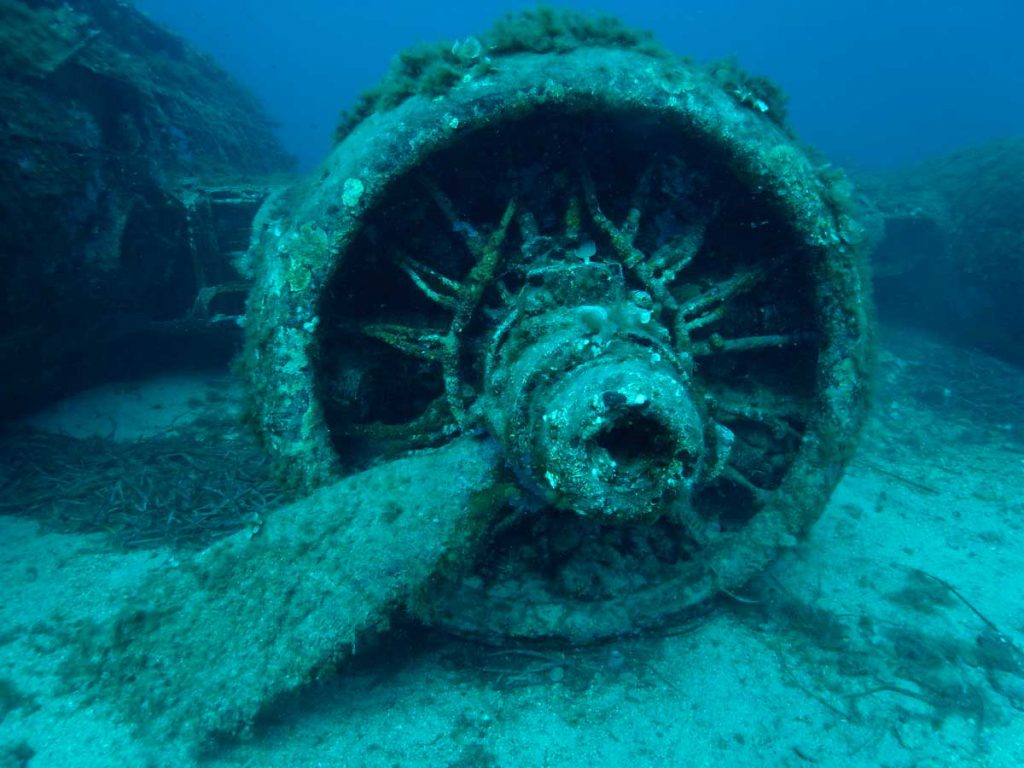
left=1, top=2, right=1023, bottom=767
left=135, top=0, right=1024, bottom=171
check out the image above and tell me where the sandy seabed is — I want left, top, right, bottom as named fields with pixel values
left=1, top=326, right=1022, bottom=768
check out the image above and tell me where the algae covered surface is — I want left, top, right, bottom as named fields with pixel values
left=239, top=14, right=871, bottom=656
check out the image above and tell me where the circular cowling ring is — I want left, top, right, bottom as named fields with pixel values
left=243, top=44, right=873, bottom=642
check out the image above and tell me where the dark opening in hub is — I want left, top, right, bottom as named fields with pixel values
left=594, top=411, right=676, bottom=470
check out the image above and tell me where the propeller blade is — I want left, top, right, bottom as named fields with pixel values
left=73, top=436, right=506, bottom=753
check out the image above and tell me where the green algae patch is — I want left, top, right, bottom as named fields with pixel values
left=333, top=7, right=787, bottom=142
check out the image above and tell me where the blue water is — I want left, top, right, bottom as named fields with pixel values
left=134, top=0, right=1024, bottom=171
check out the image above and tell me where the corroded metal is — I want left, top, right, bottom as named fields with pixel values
left=483, top=258, right=714, bottom=523
left=79, top=12, right=875, bottom=752
left=0, top=0, right=292, bottom=417
left=243, top=16, right=873, bottom=643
